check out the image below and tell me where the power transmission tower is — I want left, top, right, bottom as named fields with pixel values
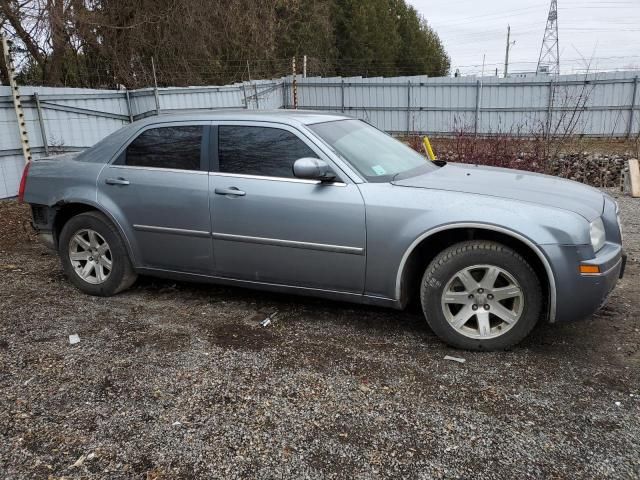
left=536, top=0, right=560, bottom=75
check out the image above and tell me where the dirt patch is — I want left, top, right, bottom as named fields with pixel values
left=0, top=201, right=37, bottom=250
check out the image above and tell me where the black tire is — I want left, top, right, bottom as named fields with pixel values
left=420, top=240, right=542, bottom=351
left=58, top=211, right=137, bottom=296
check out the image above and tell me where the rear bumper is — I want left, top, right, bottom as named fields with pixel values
left=29, top=204, right=57, bottom=250
left=541, top=242, right=624, bottom=323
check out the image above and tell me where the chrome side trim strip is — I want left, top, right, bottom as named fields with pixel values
left=133, top=224, right=211, bottom=238
left=209, top=171, right=347, bottom=186
left=212, top=232, right=364, bottom=255
left=109, top=165, right=208, bottom=175
left=395, top=223, right=558, bottom=323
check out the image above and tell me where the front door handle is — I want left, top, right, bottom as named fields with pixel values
left=214, top=187, right=245, bottom=197
left=105, top=177, right=130, bottom=186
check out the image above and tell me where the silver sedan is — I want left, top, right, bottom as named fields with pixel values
left=21, top=111, right=625, bottom=350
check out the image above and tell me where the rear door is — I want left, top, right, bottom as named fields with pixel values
left=97, top=122, right=213, bottom=274
left=209, top=122, right=366, bottom=293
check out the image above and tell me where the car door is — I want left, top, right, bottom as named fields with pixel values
left=209, top=122, right=366, bottom=293
left=97, top=122, right=213, bottom=274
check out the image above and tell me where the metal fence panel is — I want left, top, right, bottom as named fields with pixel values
left=292, top=71, right=640, bottom=136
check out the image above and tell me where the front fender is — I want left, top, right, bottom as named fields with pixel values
left=359, top=184, right=588, bottom=314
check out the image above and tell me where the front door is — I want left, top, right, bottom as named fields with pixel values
left=97, top=123, right=212, bottom=274
left=210, top=123, right=366, bottom=293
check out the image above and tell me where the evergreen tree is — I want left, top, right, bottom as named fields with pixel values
left=2, top=0, right=450, bottom=87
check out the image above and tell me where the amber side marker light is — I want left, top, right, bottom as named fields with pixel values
left=579, top=265, right=601, bottom=274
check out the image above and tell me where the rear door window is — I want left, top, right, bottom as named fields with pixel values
left=125, top=126, right=203, bottom=171
left=218, top=126, right=317, bottom=178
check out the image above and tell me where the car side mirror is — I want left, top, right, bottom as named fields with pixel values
left=293, top=157, right=337, bottom=182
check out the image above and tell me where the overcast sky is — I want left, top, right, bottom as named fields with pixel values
left=408, top=0, right=640, bottom=76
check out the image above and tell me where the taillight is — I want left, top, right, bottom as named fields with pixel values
left=18, top=161, right=31, bottom=203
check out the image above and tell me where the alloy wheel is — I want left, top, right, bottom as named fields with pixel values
left=440, top=264, right=524, bottom=339
left=68, top=229, right=112, bottom=285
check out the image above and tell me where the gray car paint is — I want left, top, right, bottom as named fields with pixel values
left=393, top=163, right=605, bottom=222
left=23, top=111, right=624, bottom=324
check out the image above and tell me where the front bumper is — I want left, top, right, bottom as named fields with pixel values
left=541, top=242, right=624, bottom=323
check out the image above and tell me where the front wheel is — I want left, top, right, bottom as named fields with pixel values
left=58, top=211, right=137, bottom=296
left=420, top=240, right=542, bottom=351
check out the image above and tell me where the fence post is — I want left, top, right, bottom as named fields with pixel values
left=282, top=79, right=288, bottom=109
left=151, top=57, right=160, bottom=115
left=242, top=83, right=249, bottom=109
left=1, top=34, right=31, bottom=163
left=124, top=89, right=134, bottom=122
left=341, top=79, right=345, bottom=113
left=254, top=83, right=260, bottom=110
left=627, top=75, right=638, bottom=138
left=407, top=81, right=412, bottom=135
left=474, top=80, right=481, bottom=136
left=292, top=56, right=298, bottom=109
left=33, top=92, right=49, bottom=156
left=546, top=79, right=555, bottom=139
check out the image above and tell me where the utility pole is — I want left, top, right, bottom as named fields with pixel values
left=303, top=55, right=307, bottom=78
left=503, top=25, right=516, bottom=78
left=1, top=34, right=31, bottom=164
left=536, top=0, right=560, bottom=75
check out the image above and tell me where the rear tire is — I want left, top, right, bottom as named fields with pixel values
left=420, top=240, right=542, bottom=351
left=58, top=211, right=137, bottom=296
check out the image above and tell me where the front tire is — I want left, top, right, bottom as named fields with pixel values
left=58, top=211, right=137, bottom=296
left=420, top=240, right=542, bottom=351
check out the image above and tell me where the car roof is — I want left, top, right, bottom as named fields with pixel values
left=133, top=110, right=352, bottom=127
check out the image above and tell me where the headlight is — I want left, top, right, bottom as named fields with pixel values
left=590, top=217, right=606, bottom=253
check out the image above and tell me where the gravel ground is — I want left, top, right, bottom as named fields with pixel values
left=1, top=189, right=639, bottom=479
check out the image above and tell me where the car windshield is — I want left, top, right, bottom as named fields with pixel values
left=308, top=119, right=436, bottom=182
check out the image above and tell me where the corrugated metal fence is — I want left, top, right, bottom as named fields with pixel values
left=1, top=71, right=639, bottom=198
left=290, top=71, right=640, bottom=137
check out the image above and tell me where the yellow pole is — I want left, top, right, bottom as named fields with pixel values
left=422, top=136, right=436, bottom=161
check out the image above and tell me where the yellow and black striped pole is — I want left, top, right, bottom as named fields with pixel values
left=1, top=34, right=32, bottom=164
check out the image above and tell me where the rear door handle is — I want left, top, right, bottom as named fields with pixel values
left=105, top=177, right=130, bottom=186
left=214, top=187, right=245, bottom=197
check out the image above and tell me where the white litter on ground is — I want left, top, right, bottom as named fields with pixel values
left=444, top=355, right=466, bottom=363
left=68, top=334, right=80, bottom=345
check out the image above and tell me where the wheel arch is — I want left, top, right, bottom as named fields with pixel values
left=51, top=199, right=137, bottom=266
left=396, top=223, right=556, bottom=322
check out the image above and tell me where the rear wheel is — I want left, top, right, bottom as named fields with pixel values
left=420, top=240, right=542, bottom=351
left=59, top=211, right=137, bottom=296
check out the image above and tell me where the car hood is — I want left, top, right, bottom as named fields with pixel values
left=392, top=163, right=604, bottom=221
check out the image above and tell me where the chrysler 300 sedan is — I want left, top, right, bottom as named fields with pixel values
left=20, top=111, right=625, bottom=350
